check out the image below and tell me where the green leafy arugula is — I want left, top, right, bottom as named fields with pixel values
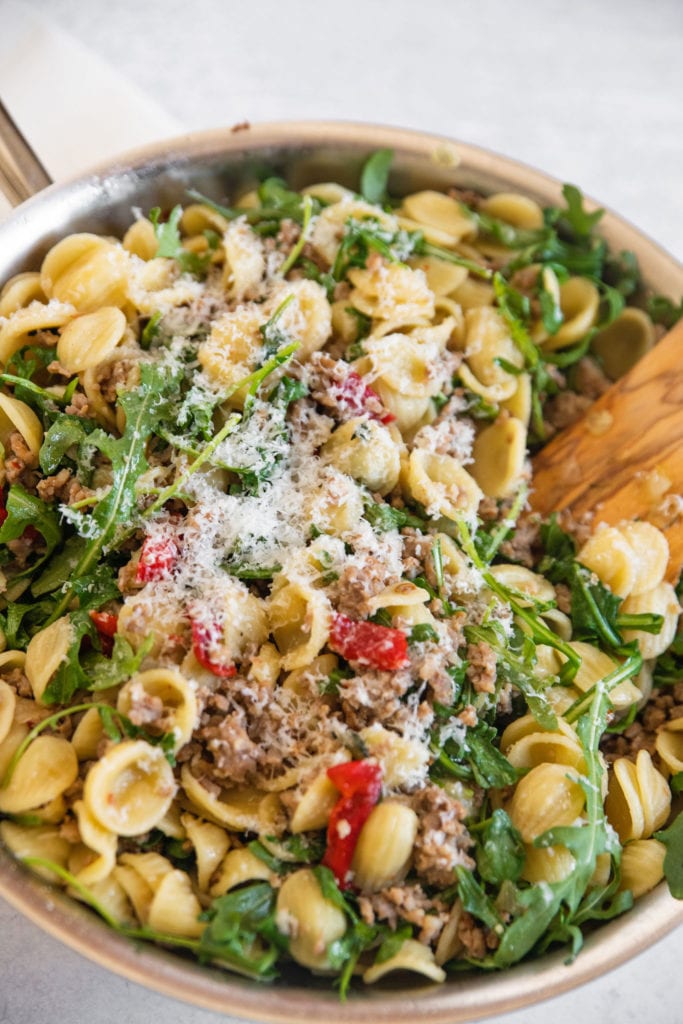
left=0, top=484, right=62, bottom=560
left=465, top=621, right=558, bottom=731
left=39, top=413, right=97, bottom=477
left=654, top=812, right=683, bottom=898
left=538, top=517, right=662, bottom=648
left=359, top=148, right=394, bottom=205
left=149, top=206, right=213, bottom=276
left=47, top=362, right=180, bottom=623
left=198, top=882, right=283, bottom=978
left=475, top=809, right=525, bottom=885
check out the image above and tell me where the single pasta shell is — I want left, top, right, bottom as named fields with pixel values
left=24, top=616, right=75, bottom=703
left=275, top=868, right=346, bottom=970
left=0, top=392, right=44, bottom=458
left=147, top=869, right=205, bottom=938
left=84, top=740, right=176, bottom=836
left=181, top=813, right=231, bottom=892
left=0, top=736, right=78, bottom=814
left=618, top=521, right=669, bottom=596
left=117, top=668, right=198, bottom=751
left=480, top=192, right=544, bottom=230
left=0, top=679, right=16, bottom=745
left=0, top=821, right=71, bottom=881
left=57, top=306, right=127, bottom=373
left=351, top=801, right=418, bottom=892
left=577, top=526, right=636, bottom=598
left=0, top=272, right=46, bottom=317
left=634, top=749, right=671, bottom=837
left=621, top=582, right=681, bottom=659
left=619, top=839, right=666, bottom=898
left=591, top=307, right=655, bottom=381
left=401, top=190, right=476, bottom=242
left=363, top=938, right=446, bottom=984
left=209, top=847, right=274, bottom=898
left=507, top=762, right=585, bottom=843
left=522, top=843, right=576, bottom=884
left=655, top=719, right=683, bottom=775
left=470, top=416, right=526, bottom=499
left=605, top=757, right=644, bottom=842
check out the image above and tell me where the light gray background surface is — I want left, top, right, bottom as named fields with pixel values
left=0, top=1, right=682, bottom=1022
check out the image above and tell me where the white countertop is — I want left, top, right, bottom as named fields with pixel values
left=0, top=0, right=682, bottom=1021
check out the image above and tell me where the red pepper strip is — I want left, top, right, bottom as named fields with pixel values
left=190, top=617, right=236, bottom=678
left=135, top=535, right=179, bottom=583
left=89, top=611, right=118, bottom=637
left=322, top=759, right=382, bottom=889
left=328, top=371, right=395, bottom=425
left=328, top=613, right=409, bottom=671
left=0, top=490, right=7, bottom=527
left=89, top=610, right=118, bottom=657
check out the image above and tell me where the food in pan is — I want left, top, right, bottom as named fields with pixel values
left=0, top=150, right=681, bottom=992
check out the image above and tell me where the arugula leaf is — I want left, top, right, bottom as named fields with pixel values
left=559, top=184, right=604, bottom=239
left=332, top=218, right=419, bottom=281
left=39, top=414, right=95, bottom=475
left=0, top=483, right=61, bottom=564
left=476, top=810, right=525, bottom=885
left=149, top=206, right=210, bottom=276
left=96, top=702, right=176, bottom=762
left=492, top=883, right=562, bottom=967
left=465, top=722, right=521, bottom=788
left=301, top=258, right=336, bottom=299
left=409, top=623, right=439, bottom=645
left=654, top=812, right=683, bottom=898
left=40, top=610, right=96, bottom=704
left=538, top=517, right=624, bottom=648
left=48, top=362, right=180, bottom=622
left=434, top=714, right=520, bottom=789
left=268, top=376, right=308, bottom=410
left=140, top=311, right=162, bottom=350
left=363, top=498, right=426, bottom=533
left=186, top=183, right=321, bottom=232
left=0, top=373, right=76, bottom=417
left=258, top=294, right=295, bottom=360
left=199, top=882, right=282, bottom=977
left=647, top=294, right=683, bottom=329
left=41, top=565, right=120, bottom=704
left=257, top=177, right=317, bottom=224
left=373, top=923, right=413, bottom=965
left=359, top=148, right=393, bottom=205
left=279, top=195, right=314, bottom=275
left=84, top=634, right=153, bottom=691
left=455, top=866, right=501, bottom=930
left=249, top=834, right=325, bottom=873
left=31, top=535, right=87, bottom=597
left=653, top=626, right=683, bottom=686
left=465, top=621, right=558, bottom=731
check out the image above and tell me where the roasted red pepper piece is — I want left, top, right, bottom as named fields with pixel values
left=329, top=370, right=395, bottom=425
left=89, top=610, right=118, bottom=657
left=89, top=610, right=118, bottom=637
left=328, top=613, right=409, bottom=671
left=322, top=759, right=382, bottom=889
left=190, top=617, right=236, bottom=678
left=135, top=534, right=179, bottom=583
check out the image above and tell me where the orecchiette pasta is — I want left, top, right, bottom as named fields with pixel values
left=0, top=156, right=680, bottom=996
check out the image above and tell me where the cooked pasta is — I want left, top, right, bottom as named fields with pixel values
left=0, top=153, right=681, bottom=995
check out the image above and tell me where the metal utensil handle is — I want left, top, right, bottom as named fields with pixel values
left=0, top=97, right=52, bottom=207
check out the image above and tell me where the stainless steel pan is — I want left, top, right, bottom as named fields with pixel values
left=0, top=118, right=682, bottom=1023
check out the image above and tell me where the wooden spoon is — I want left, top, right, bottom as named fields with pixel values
left=530, top=317, right=683, bottom=580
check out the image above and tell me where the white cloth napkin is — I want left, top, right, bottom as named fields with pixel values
left=0, top=1, right=182, bottom=220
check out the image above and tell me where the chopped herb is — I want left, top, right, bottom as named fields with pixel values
left=359, top=148, right=394, bottom=205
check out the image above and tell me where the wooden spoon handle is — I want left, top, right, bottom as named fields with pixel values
left=530, top=317, right=683, bottom=579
